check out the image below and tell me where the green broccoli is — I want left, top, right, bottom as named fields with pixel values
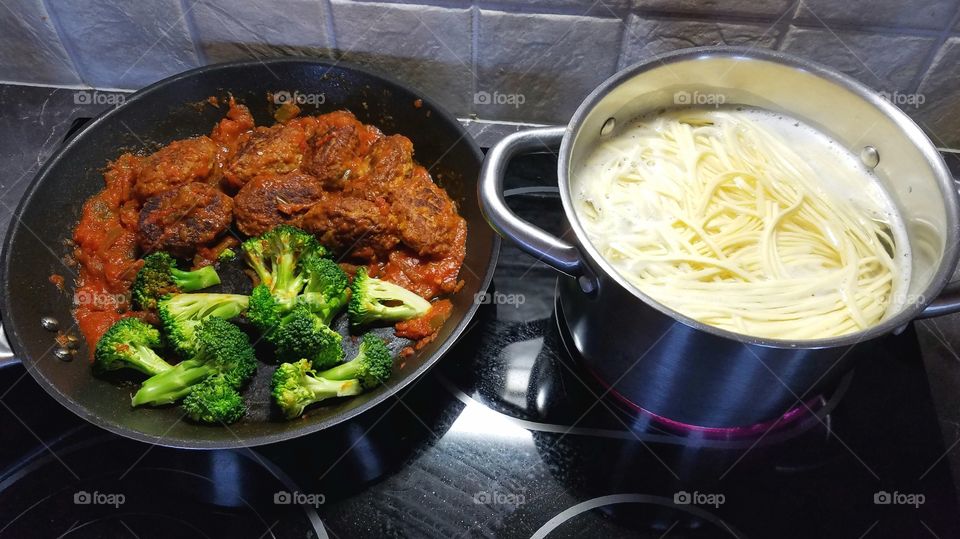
left=217, top=248, right=237, bottom=262
left=132, top=317, right=256, bottom=407
left=158, top=293, right=249, bottom=356
left=245, top=283, right=283, bottom=337
left=299, top=254, right=349, bottom=324
left=132, top=252, right=221, bottom=310
left=317, top=333, right=392, bottom=389
left=241, top=225, right=325, bottom=311
left=182, top=375, right=246, bottom=424
left=348, top=267, right=432, bottom=327
left=272, top=304, right=344, bottom=369
left=271, top=359, right=362, bottom=419
left=93, top=318, right=173, bottom=377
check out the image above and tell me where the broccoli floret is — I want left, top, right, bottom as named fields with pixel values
left=271, top=359, right=362, bottom=419
left=245, top=284, right=283, bottom=337
left=272, top=304, right=344, bottom=369
left=217, top=248, right=237, bottom=262
left=132, top=318, right=256, bottom=407
left=317, top=333, right=392, bottom=389
left=132, top=252, right=221, bottom=311
left=182, top=375, right=246, bottom=424
left=93, top=318, right=173, bottom=377
left=241, top=225, right=325, bottom=311
left=299, top=254, right=350, bottom=325
left=348, top=267, right=432, bottom=327
left=158, top=293, right=249, bottom=356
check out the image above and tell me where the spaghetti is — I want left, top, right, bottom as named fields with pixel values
left=575, top=108, right=910, bottom=340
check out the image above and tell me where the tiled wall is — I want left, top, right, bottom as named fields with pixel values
left=3, top=0, right=960, bottom=147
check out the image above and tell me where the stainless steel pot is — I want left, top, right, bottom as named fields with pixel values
left=479, top=47, right=960, bottom=428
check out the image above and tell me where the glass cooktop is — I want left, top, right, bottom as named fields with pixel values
left=0, top=150, right=957, bottom=538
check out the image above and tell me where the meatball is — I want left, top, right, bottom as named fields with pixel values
left=233, top=173, right=325, bottom=236
left=391, top=167, right=463, bottom=258
left=344, top=135, right=414, bottom=201
left=298, top=193, right=399, bottom=260
left=138, top=183, right=234, bottom=257
left=303, top=124, right=361, bottom=190
left=222, top=123, right=308, bottom=190
left=134, top=136, right=217, bottom=201
left=303, top=111, right=380, bottom=190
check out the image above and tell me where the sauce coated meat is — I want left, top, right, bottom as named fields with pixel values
left=299, top=193, right=400, bottom=259
left=302, top=111, right=380, bottom=190
left=134, top=136, right=217, bottom=201
left=72, top=99, right=466, bottom=347
left=138, top=182, right=234, bottom=257
left=223, top=121, right=310, bottom=190
left=234, top=173, right=324, bottom=236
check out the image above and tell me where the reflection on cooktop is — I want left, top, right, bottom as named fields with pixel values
left=0, top=428, right=322, bottom=538
left=0, top=154, right=958, bottom=538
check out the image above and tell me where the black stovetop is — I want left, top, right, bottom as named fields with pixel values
left=1, top=151, right=958, bottom=538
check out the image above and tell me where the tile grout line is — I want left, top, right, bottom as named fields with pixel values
left=470, top=4, right=480, bottom=118
left=178, top=0, right=208, bottom=66
left=908, top=2, right=960, bottom=94
left=772, top=0, right=802, bottom=49
left=37, top=0, right=87, bottom=86
left=322, top=0, right=339, bottom=52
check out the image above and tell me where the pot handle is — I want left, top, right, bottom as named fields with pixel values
left=918, top=281, right=960, bottom=318
left=0, top=322, right=20, bottom=368
left=479, top=126, right=583, bottom=276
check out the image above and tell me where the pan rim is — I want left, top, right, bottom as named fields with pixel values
left=0, top=58, right=500, bottom=449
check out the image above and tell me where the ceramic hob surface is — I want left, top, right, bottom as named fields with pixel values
left=0, top=149, right=957, bottom=538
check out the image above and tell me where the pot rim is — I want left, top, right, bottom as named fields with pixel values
left=556, top=46, right=960, bottom=350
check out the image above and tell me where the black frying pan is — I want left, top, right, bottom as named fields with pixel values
left=0, top=59, right=498, bottom=449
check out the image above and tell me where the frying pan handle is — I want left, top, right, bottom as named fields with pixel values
left=0, top=322, right=20, bottom=368
left=479, top=126, right=583, bottom=276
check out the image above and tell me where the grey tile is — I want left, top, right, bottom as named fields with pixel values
left=330, top=0, right=472, bottom=117
left=795, top=0, right=957, bottom=31
left=619, top=15, right=781, bottom=69
left=779, top=26, right=934, bottom=93
left=0, top=0, right=80, bottom=85
left=190, top=0, right=333, bottom=63
left=46, top=0, right=200, bottom=89
left=476, top=10, right=621, bottom=124
left=633, top=0, right=792, bottom=18
left=914, top=38, right=960, bottom=148
left=484, top=0, right=631, bottom=14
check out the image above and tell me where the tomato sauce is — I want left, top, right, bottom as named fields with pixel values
left=377, top=219, right=467, bottom=299
left=72, top=154, right=143, bottom=351
left=395, top=299, right=453, bottom=342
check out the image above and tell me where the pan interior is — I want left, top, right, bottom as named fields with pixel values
left=0, top=59, right=496, bottom=448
